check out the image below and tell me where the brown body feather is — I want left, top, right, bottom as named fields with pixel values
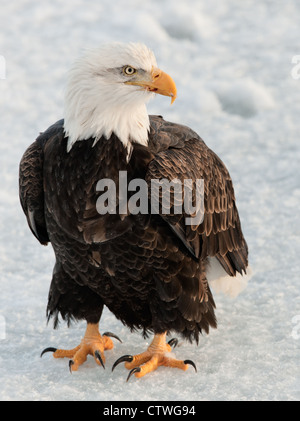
left=19, top=115, right=248, bottom=342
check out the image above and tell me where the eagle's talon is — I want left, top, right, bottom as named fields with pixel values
left=112, top=354, right=134, bottom=372
left=40, top=347, right=57, bottom=357
left=118, top=333, right=197, bottom=379
left=184, top=359, right=197, bottom=372
left=94, top=350, right=105, bottom=369
left=126, top=367, right=141, bottom=382
left=168, top=338, right=178, bottom=348
left=40, top=323, right=117, bottom=371
left=103, top=331, right=122, bottom=343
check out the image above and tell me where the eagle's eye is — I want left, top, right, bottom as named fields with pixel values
left=123, top=66, right=137, bottom=76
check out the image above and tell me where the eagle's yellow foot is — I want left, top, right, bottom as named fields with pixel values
left=41, top=323, right=121, bottom=372
left=112, top=333, right=197, bottom=381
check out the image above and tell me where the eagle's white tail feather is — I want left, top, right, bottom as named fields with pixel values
left=206, top=257, right=252, bottom=298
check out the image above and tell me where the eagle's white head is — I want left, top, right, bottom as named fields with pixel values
left=64, top=42, right=177, bottom=154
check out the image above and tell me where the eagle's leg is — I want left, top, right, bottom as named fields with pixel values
left=41, top=322, right=120, bottom=371
left=112, top=332, right=197, bottom=380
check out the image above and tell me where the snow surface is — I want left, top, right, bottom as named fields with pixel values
left=1, top=0, right=300, bottom=401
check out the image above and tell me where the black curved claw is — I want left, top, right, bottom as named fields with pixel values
left=94, top=350, right=105, bottom=369
left=126, top=367, right=141, bottom=382
left=103, top=331, right=122, bottom=343
left=40, top=347, right=57, bottom=357
left=168, top=338, right=178, bottom=348
left=69, top=359, right=74, bottom=374
left=184, top=359, right=197, bottom=372
left=112, top=355, right=133, bottom=372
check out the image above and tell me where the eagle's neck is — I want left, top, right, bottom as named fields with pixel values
left=64, top=97, right=150, bottom=155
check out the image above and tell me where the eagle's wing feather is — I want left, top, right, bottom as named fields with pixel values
left=20, top=120, right=134, bottom=247
left=19, top=134, right=53, bottom=245
left=147, top=117, right=248, bottom=277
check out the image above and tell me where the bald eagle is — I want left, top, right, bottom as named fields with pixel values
left=19, top=42, right=250, bottom=380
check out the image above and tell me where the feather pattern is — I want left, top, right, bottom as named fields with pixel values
left=19, top=115, right=249, bottom=342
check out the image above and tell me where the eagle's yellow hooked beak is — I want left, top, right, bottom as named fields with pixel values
left=126, top=67, right=177, bottom=104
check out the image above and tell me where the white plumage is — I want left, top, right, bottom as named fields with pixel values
left=64, top=43, right=157, bottom=153
left=207, top=257, right=252, bottom=298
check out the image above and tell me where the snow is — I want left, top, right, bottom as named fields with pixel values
left=0, top=0, right=300, bottom=401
